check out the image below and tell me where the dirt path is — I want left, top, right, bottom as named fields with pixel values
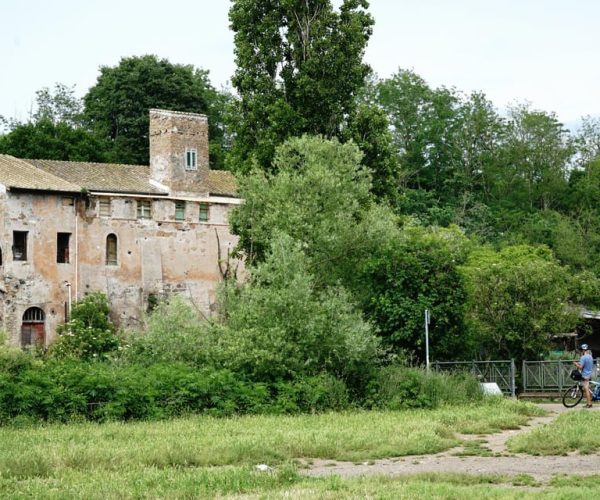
left=304, top=404, right=600, bottom=481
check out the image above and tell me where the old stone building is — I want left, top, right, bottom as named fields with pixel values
left=0, top=109, right=240, bottom=347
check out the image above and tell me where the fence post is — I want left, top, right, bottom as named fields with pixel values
left=521, top=360, right=526, bottom=394
left=510, top=359, right=516, bottom=398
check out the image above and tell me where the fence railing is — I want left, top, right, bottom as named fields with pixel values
left=432, top=360, right=516, bottom=397
left=432, top=358, right=598, bottom=396
left=522, top=359, right=599, bottom=393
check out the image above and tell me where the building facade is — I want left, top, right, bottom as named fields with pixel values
left=0, top=109, right=240, bottom=347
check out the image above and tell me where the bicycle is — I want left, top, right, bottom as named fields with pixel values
left=562, top=379, right=600, bottom=408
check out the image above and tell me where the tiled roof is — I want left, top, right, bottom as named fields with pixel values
left=207, top=169, right=238, bottom=197
left=0, top=155, right=81, bottom=193
left=28, top=159, right=166, bottom=195
left=0, top=154, right=238, bottom=198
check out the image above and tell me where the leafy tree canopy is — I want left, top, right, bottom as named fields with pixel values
left=229, top=0, right=374, bottom=172
left=83, top=55, right=228, bottom=167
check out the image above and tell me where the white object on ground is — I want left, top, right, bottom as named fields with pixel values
left=481, top=382, right=503, bottom=396
left=255, top=464, right=273, bottom=472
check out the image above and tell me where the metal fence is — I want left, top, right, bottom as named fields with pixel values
left=432, top=360, right=516, bottom=397
left=522, top=359, right=599, bottom=393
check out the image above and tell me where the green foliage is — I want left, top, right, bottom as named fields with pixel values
left=366, top=366, right=484, bottom=410
left=215, top=234, right=379, bottom=383
left=123, top=297, right=213, bottom=367
left=230, top=135, right=373, bottom=265
left=50, top=293, right=120, bottom=361
left=461, top=245, right=580, bottom=362
left=84, top=55, right=227, bottom=166
left=354, top=223, right=474, bottom=360
left=0, top=83, right=108, bottom=161
left=0, top=118, right=108, bottom=162
left=229, top=0, right=373, bottom=171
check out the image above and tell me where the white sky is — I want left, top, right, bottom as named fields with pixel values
left=1, top=0, right=599, bottom=129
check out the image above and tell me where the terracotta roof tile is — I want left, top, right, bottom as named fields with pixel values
left=0, top=155, right=237, bottom=198
left=207, top=170, right=238, bottom=197
left=0, top=155, right=81, bottom=193
left=28, top=159, right=166, bottom=195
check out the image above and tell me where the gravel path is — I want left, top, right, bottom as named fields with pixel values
left=303, top=403, right=600, bottom=481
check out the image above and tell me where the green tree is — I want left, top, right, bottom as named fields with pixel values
left=228, top=0, right=373, bottom=172
left=0, top=83, right=108, bottom=162
left=461, top=245, right=579, bottom=362
left=214, top=233, right=379, bottom=382
left=354, top=223, right=474, bottom=360
left=230, top=135, right=373, bottom=265
left=84, top=55, right=227, bottom=167
left=489, top=104, right=572, bottom=212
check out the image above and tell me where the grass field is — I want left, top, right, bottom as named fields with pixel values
left=0, top=399, right=553, bottom=498
left=508, top=409, right=600, bottom=455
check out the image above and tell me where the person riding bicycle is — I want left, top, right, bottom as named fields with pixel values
left=575, top=344, right=594, bottom=408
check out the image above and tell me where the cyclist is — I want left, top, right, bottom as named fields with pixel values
left=575, top=344, right=594, bottom=408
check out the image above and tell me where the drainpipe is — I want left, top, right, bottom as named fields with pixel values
left=74, top=200, right=79, bottom=301
left=64, top=282, right=72, bottom=321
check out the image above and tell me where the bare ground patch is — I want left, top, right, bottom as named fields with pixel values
left=302, top=403, right=600, bottom=482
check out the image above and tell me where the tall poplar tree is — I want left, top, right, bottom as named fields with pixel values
left=229, top=0, right=374, bottom=172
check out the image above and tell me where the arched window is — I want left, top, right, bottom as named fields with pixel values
left=106, top=234, right=118, bottom=265
left=21, top=307, right=45, bottom=347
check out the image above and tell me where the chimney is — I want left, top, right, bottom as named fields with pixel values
left=149, top=109, right=209, bottom=195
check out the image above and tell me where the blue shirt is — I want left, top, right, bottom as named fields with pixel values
left=580, top=353, right=594, bottom=379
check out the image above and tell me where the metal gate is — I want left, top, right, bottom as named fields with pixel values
left=522, top=359, right=599, bottom=393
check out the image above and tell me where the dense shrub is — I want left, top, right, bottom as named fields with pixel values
left=213, top=234, right=380, bottom=383
left=122, top=297, right=213, bottom=367
left=365, top=366, right=484, bottom=410
left=0, top=358, right=355, bottom=425
left=50, top=293, right=121, bottom=361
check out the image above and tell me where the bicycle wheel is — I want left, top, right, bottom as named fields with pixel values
left=562, top=384, right=584, bottom=408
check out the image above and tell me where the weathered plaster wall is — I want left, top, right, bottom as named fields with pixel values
left=1, top=192, right=240, bottom=346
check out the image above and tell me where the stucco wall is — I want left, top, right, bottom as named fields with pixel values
left=0, top=191, right=240, bottom=346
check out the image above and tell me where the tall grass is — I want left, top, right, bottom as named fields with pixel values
left=0, top=399, right=542, bottom=480
left=508, top=410, right=600, bottom=455
left=367, top=365, right=485, bottom=409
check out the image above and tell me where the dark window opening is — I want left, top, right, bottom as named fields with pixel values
left=106, top=234, right=118, bottom=265
left=12, top=231, right=27, bottom=261
left=0, top=247, right=2, bottom=266
left=57, top=233, right=70, bottom=263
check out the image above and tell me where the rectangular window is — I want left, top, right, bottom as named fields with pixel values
left=185, top=148, right=197, bottom=170
left=99, top=198, right=111, bottom=217
left=175, top=201, right=186, bottom=220
left=12, top=231, right=28, bottom=261
left=137, top=200, right=152, bottom=219
left=199, top=202, right=209, bottom=222
left=57, top=233, right=70, bottom=263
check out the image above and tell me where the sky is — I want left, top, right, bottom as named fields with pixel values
left=1, top=0, right=599, bottom=129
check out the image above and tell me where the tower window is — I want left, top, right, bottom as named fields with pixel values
left=57, top=233, right=71, bottom=263
left=12, top=231, right=28, bottom=261
left=185, top=148, right=197, bottom=170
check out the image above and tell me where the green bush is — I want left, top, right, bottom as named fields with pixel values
left=366, top=365, right=484, bottom=410
left=122, top=297, right=213, bottom=367
left=0, top=359, right=355, bottom=425
left=50, top=293, right=121, bottom=361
